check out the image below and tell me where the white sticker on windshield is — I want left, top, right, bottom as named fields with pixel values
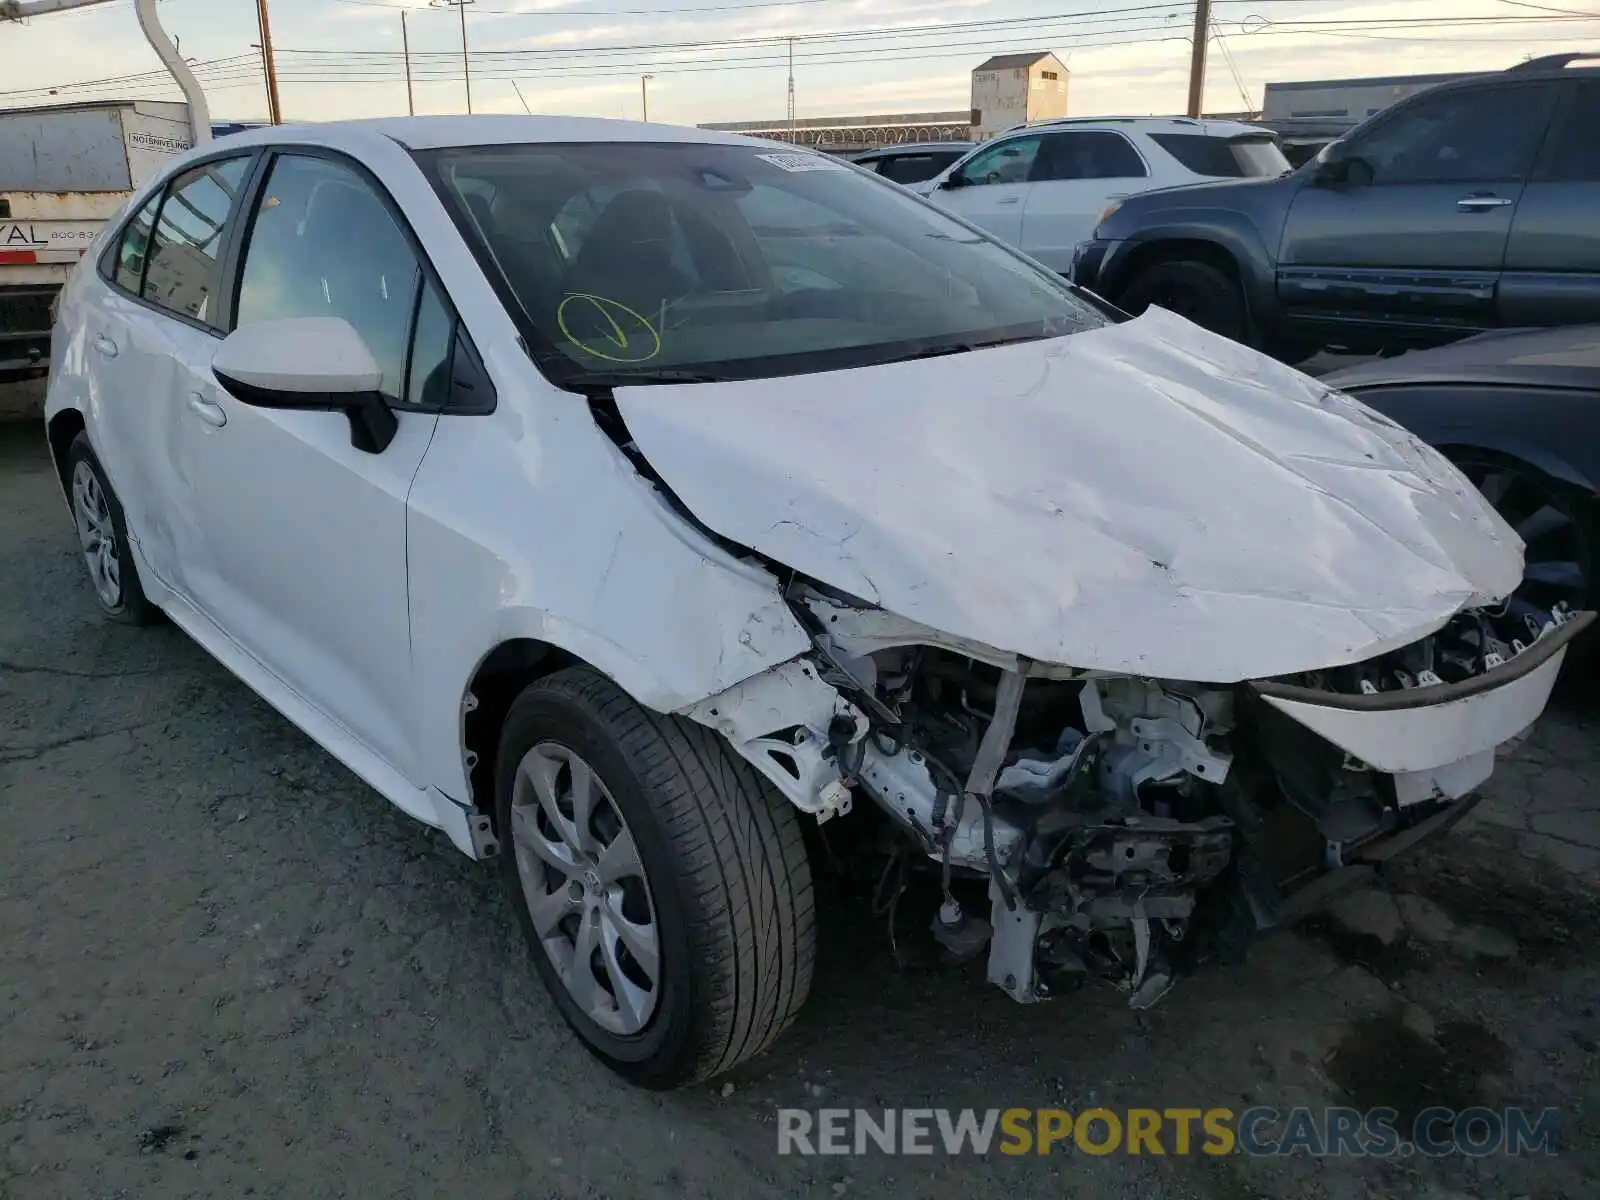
left=755, top=151, right=850, bottom=173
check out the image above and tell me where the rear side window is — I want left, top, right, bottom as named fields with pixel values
left=1033, top=132, right=1147, bottom=181
left=1536, top=80, right=1600, bottom=181
left=1149, top=133, right=1289, bottom=178
left=113, top=193, right=160, bottom=293
left=140, top=157, right=251, bottom=323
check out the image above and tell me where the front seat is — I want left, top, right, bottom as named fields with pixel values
left=563, top=189, right=693, bottom=320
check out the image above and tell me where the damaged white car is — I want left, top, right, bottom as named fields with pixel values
left=44, top=117, right=1590, bottom=1089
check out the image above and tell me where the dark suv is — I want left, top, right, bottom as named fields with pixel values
left=1072, top=53, right=1600, bottom=358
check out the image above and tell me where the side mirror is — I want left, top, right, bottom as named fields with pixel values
left=1313, top=144, right=1373, bottom=188
left=939, top=172, right=966, bottom=190
left=212, top=317, right=399, bottom=454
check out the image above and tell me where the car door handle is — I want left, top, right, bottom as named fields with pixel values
left=187, top=393, right=227, bottom=428
left=93, top=335, right=119, bottom=358
left=996, top=196, right=1022, bottom=206
left=1457, top=194, right=1514, bottom=211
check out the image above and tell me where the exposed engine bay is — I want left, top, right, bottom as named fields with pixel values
left=687, top=586, right=1591, bottom=1011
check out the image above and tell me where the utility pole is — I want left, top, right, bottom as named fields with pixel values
left=1186, top=0, right=1209, bottom=118
left=786, top=36, right=795, bottom=144
left=640, top=73, right=653, bottom=122
left=254, top=0, right=282, bottom=124
left=401, top=9, right=415, bottom=116
left=433, top=0, right=475, bottom=115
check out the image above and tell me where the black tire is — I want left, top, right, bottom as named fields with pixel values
left=64, top=432, right=160, bottom=626
left=1116, top=259, right=1247, bottom=343
left=495, top=666, right=815, bottom=1089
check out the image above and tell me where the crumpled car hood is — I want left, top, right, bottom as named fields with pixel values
left=615, top=307, right=1523, bottom=683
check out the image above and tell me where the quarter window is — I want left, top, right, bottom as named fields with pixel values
left=139, top=157, right=250, bottom=322
left=406, top=278, right=455, bottom=409
left=113, top=193, right=160, bottom=294
left=1343, top=83, right=1556, bottom=184
left=234, top=154, right=422, bottom=403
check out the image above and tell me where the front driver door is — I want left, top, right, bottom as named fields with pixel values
left=1277, top=79, right=1558, bottom=343
left=178, top=150, right=444, bottom=782
left=928, top=134, right=1041, bottom=247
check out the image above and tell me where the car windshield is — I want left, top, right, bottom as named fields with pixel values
left=420, top=141, right=1108, bottom=387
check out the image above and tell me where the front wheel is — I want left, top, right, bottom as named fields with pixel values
left=1116, top=259, right=1247, bottom=343
left=495, top=667, right=815, bottom=1089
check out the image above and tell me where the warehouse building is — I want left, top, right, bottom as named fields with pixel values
left=969, top=51, right=1069, bottom=139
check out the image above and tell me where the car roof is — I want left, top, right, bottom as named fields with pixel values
left=855, top=142, right=974, bottom=157
left=997, top=115, right=1272, bottom=139
left=201, top=114, right=777, bottom=153
left=1324, top=326, right=1600, bottom=394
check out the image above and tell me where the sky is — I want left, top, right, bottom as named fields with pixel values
left=1, top=0, right=1596, bottom=126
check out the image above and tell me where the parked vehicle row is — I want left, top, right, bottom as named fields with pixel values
left=46, top=115, right=1586, bottom=1091
left=1072, top=53, right=1600, bottom=357
left=908, top=116, right=1290, bottom=276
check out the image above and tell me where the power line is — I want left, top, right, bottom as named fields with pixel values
left=5, top=7, right=1598, bottom=103
left=328, top=0, right=857, bottom=12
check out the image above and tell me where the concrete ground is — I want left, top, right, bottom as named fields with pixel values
left=0, top=380, right=45, bottom=423
left=1, top=422, right=1597, bottom=1200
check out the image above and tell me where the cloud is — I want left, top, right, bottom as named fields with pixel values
left=1, top=0, right=1595, bottom=125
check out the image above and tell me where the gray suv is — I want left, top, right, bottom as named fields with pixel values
left=1072, top=53, right=1600, bottom=358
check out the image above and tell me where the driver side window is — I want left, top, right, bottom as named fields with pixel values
left=1341, top=82, right=1557, bottom=185
left=234, top=154, right=421, bottom=403
left=956, top=136, right=1042, bottom=186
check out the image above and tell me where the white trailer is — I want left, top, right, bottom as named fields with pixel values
left=0, top=0, right=212, bottom=380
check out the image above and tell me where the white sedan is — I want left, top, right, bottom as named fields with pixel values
left=44, top=116, right=1588, bottom=1089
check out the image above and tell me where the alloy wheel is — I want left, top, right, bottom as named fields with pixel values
left=71, top=460, right=123, bottom=610
left=509, top=742, right=661, bottom=1036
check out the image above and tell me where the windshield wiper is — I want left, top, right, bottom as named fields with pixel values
left=871, top=333, right=1048, bottom=366
left=566, top=368, right=731, bottom=389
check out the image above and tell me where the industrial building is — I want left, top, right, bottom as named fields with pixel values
left=700, top=49, right=1070, bottom=149
left=1261, top=71, right=1478, bottom=123
left=969, top=51, right=1069, bottom=139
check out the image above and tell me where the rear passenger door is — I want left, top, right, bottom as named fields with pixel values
left=1501, top=77, right=1600, bottom=326
left=1277, top=80, right=1558, bottom=340
left=1020, top=130, right=1149, bottom=273
left=90, top=153, right=256, bottom=590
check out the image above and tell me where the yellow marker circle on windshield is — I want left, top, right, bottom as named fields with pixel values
left=557, top=293, right=663, bottom=364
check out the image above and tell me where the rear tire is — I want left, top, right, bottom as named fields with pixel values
left=1117, top=259, right=1247, bottom=343
left=65, top=433, right=159, bottom=625
left=495, top=666, right=815, bottom=1089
